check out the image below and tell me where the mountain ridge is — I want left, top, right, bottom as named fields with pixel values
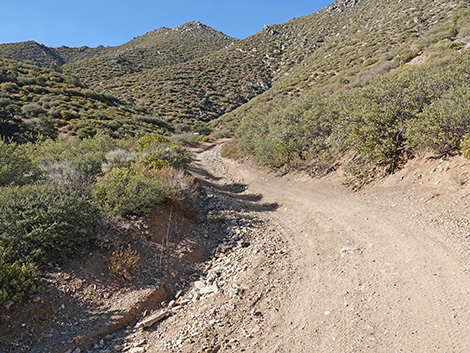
left=0, top=0, right=469, bottom=138
left=0, top=21, right=236, bottom=69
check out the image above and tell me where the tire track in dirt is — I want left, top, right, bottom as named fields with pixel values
left=223, top=153, right=470, bottom=352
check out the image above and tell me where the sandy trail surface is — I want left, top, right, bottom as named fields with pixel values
left=172, top=142, right=470, bottom=353
left=223, top=152, right=470, bottom=352
left=47, top=141, right=470, bottom=353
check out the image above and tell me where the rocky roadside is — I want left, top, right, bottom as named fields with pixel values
left=76, top=144, right=295, bottom=353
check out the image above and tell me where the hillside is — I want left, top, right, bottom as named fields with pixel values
left=1, top=0, right=469, bottom=151
left=220, top=0, right=469, bottom=126
left=64, top=0, right=469, bottom=128
left=0, top=21, right=236, bottom=79
left=228, top=0, right=470, bottom=188
left=63, top=22, right=238, bottom=84
left=0, top=41, right=107, bottom=67
left=0, top=58, right=173, bottom=142
left=68, top=7, right=348, bottom=123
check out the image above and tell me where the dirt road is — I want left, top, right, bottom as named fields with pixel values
left=192, top=142, right=470, bottom=352
left=222, top=152, right=470, bottom=352
left=128, top=142, right=470, bottom=353
left=4, top=141, right=469, bottom=353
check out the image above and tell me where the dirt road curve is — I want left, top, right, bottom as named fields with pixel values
left=194, top=143, right=470, bottom=352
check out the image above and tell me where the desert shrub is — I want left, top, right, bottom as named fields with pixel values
left=101, top=148, right=137, bottom=173
left=342, top=158, right=375, bottom=190
left=93, top=167, right=167, bottom=216
left=135, top=165, right=195, bottom=200
left=39, top=160, right=88, bottom=194
left=134, top=133, right=169, bottom=153
left=461, top=134, right=470, bottom=159
left=0, top=98, right=24, bottom=141
left=34, top=134, right=120, bottom=178
left=0, top=184, right=100, bottom=266
left=170, top=132, right=200, bottom=145
left=21, top=102, right=45, bottom=117
left=0, top=244, right=38, bottom=305
left=135, top=115, right=172, bottom=130
left=0, top=141, right=40, bottom=186
left=0, top=82, right=19, bottom=93
left=406, top=86, right=470, bottom=153
left=220, top=140, right=243, bottom=159
left=136, top=144, right=192, bottom=170
left=77, top=125, right=97, bottom=139
left=109, top=244, right=140, bottom=281
left=34, top=116, right=58, bottom=141
left=237, top=91, right=335, bottom=169
left=431, top=39, right=462, bottom=52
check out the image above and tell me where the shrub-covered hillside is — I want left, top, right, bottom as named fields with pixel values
left=73, top=0, right=469, bottom=127
left=0, top=58, right=177, bottom=143
left=218, top=0, right=469, bottom=127
left=0, top=21, right=235, bottom=73
left=0, top=41, right=108, bottom=67
left=235, top=47, right=470, bottom=187
left=1, top=0, right=467, bottom=131
left=63, top=22, right=238, bottom=84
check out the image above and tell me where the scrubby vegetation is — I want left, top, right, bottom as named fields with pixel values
left=1, top=0, right=470, bottom=310
left=0, top=133, right=193, bottom=306
left=64, top=22, right=237, bottom=84
left=236, top=49, right=470, bottom=185
left=0, top=58, right=181, bottom=143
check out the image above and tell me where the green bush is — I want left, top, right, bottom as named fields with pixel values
left=342, top=159, right=374, bottom=190
left=461, top=134, right=470, bottom=159
left=406, top=87, right=470, bottom=153
left=93, top=167, right=167, bottom=216
left=34, top=134, right=120, bottom=178
left=0, top=184, right=100, bottom=266
left=0, top=140, right=40, bottom=186
left=136, top=143, right=192, bottom=170
left=0, top=244, right=38, bottom=306
left=134, top=133, right=169, bottom=153
left=237, top=91, right=336, bottom=169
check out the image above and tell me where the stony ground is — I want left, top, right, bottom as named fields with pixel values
left=92, top=143, right=470, bottom=353
left=4, top=141, right=470, bottom=352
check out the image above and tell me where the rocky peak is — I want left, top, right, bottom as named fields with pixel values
left=174, top=21, right=208, bottom=33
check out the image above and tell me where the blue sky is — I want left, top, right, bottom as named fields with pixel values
left=1, top=0, right=334, bottom=47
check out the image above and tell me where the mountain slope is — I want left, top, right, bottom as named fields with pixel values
left=72, top=0, right=468, bottom=127
left=0, top=41, right=107, bottom=67
left=219, top=0, right=469, bottom=126
left=63, top=22, right=238, bottom=83
left=0, top=21, right=236, bottom=75
left=1, top=0, right=468, bottom=135
left=0, top=58, right=173, bottom=142
left=74, top=8, right=346, bottom=123
left=230, top=0, right=470, bottom=185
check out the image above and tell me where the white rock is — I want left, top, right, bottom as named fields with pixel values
left=200, top=284, right=219, bottom=295
left=135, top=310, right=169, bottom=329
left=129, top=348, right=145, bottom=353
left=135, top=339, right=147, bottom=347
left=194, top=281, right=206, bottom=290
